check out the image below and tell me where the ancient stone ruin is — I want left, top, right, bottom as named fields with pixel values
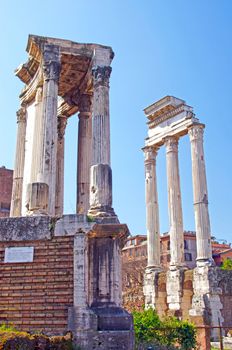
left=143, top=96, right=232, bottom=349
left=0, top=35, right=133, bottom=349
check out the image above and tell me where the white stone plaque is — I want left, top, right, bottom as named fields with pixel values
left=4, top=247, right=34, bottom=263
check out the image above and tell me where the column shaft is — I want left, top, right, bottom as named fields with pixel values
left=144, top=146, right=160, bottom=268
left=10, top=108, right=27, bottom=217
left=188, top=125, right=212, bottom=264
left=89, top=66, right=115, bottom=217
left=76, top=94, right=92, bottom=215
left=55, top=116, right=67, bottom=216
left=36, top=45, right=60, bottom=216
left=165, top=136, right=184, bottom=268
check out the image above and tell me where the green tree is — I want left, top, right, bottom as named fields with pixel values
left=221, top=258, right=232, bottom=270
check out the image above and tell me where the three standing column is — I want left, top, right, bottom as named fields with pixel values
left=165, top=136, right=184, bottom=269
left=188, top=124, right=212, bottom=265
left=10, top=107, right=27, bottom=217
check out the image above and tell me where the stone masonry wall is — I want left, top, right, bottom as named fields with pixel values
left=0, top=236, right=74, bottom=335
left=218, top=270, right=232, bottom=330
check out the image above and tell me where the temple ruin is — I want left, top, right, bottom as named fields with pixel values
left=143, top=96, right=232, bottom=348
left=0, top=35, right=133, bottom=349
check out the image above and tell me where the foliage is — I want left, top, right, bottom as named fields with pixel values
left=0, top=326, right=79, bottom=350
left=132, top=308, right=197, bottom=350
left=221, top=258, right=232, bottom=270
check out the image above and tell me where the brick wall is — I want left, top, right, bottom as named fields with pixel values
left=0, top=167, right=13, bottom=217
left=0, top=236, right=74, bottom=335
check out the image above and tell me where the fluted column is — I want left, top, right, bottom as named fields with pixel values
left=36, top=45, right=61, bottom=216
left=144, top=146, right=160, bottom=268
left=89, top=66, right=115, bottom=217
left=55, top=116, right=67, bottom=216
left=10, top=107, right=27, bottom=217
left=165, top=136, right=184, bottom=268
left=76, top=94, right=92, bottom=215
left=188, top=124, right=212, bottom=265
left=30, top=87, right=43, bottom=183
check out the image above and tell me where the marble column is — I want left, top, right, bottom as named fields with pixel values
left=165, top=136, right=184, bottom=268
left=89, top=66, right=115, bottom=217
left=30, top=86, right=43, bottom=183
left=76, top=94, right=92, bottom=215
left=55, top=116, right=67, bottom=216
left=10, top=107, right=27, bottom=217
left=36, top=44, right=61, bottom=216
left=144, top=146, right=160, bottom=268
left=188, top=124, right=212, bottom=265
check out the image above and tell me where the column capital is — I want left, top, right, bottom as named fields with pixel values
left=143, top=146, right=159, bottom=164
left=92, top=65, right=112, bottom=88
left=57, top=116, right=67, bottom=141
left=78, top=94, right=92, bottom=118
left=16, top=107, right=26, bottom=123
left=164, top=135, right=179, bottom=153
left=188, top=124, right=205, bottom=142
left=42, top=44, right=61, bottom=81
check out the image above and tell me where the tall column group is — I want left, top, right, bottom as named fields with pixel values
left=144, top=124, right=213, bottom=274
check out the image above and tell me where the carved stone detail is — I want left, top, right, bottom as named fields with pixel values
left=16, top=107, right=26, bottom=123
left=164, top=136, right=179, bottom=153
left=78, top=94, right=92, bottom=115
left=188, top=124, right=204, bottom=142
left=92, top=66, right=112, bottom=88
left=57, top=116, right=67, bottom=141
left=42, top=45, right=61, bottom=81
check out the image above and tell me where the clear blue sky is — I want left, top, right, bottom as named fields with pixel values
left=0, top=0, right=231, bottom=243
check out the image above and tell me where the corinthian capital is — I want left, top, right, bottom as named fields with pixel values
left=143, top=146, right=158, bottom=165
left=188, top=124, right=204, bottom=142
left=16, top=107, right=26, bottom=123
left=164, top=136, right=179, bottom=153
left=78, top=94, right=92, bottom=116
left=42, top=44, right=61, bottom=81
left=92, top=66, right=112, bottom=88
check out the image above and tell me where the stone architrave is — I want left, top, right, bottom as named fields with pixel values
left=165, top=136, right=184, bottom=268
left=55, top=116, right=67, bottom=216
left=89, top=66, right=115, bottom=217
left=10, top=107, right=27, bottom=217
left=36, top=44, right=61, bottom=216
left=76, top=94, right=92, bottom=215
left=188, top=124, right=213, bottom=266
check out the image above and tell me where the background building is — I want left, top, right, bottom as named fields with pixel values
left=122, top=232, right=232, bottom=310
left=0, top=166, right=13, bottom=217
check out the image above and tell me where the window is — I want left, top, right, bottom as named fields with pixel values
left=184, top=240, right=188, bottom=250
left=167, top=241, right=170, bottom=250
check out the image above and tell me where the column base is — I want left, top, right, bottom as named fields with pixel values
left=25, top=182, right=49, bottom=216
left=143, top=266, right=161, bottom=309
left=189, top=265, right=224, bottom=341
left=166, top=266, right=185, bottom=311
